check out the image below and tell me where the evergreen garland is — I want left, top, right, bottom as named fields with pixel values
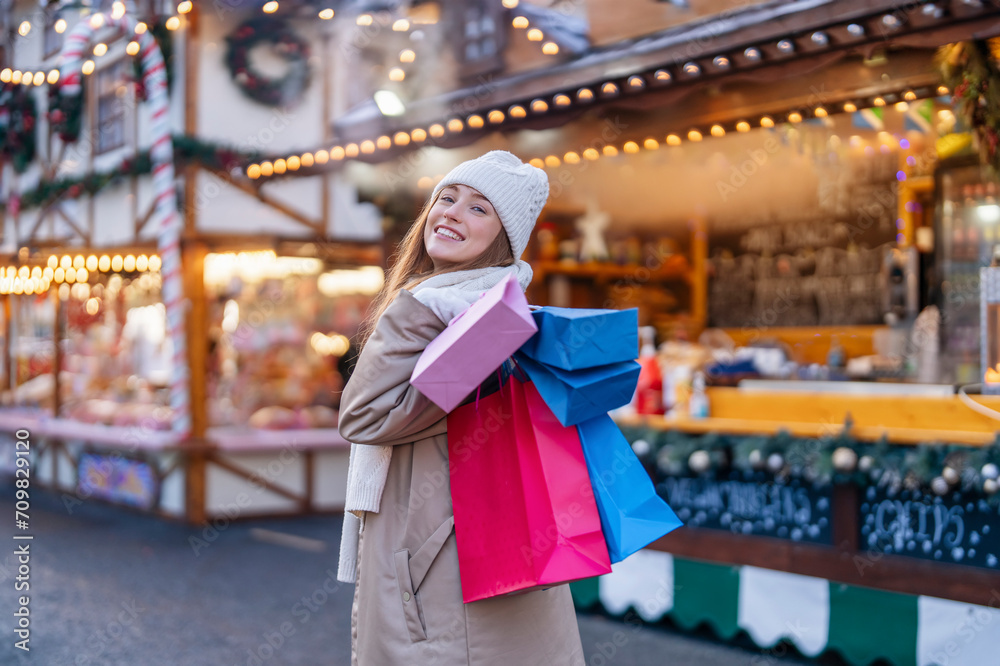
left=0, top=83, right=38, bottom=173
left=939, top=39, right=1000, bottom=173
left=47, top=82, right=84, bottom=144
left=2, top=135, right=265, bottom=212
left=619, top=424, right=1000, bottom=503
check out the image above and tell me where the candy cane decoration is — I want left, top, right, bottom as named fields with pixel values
left=60, top=13, right=190, bottom=437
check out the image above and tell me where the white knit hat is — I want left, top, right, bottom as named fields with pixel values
left=432, top=150, right=549, bottom=259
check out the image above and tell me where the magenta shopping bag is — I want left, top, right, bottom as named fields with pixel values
left=411, top=274, right=537, bottom=412
left=448, top=377, right=612, bottom=603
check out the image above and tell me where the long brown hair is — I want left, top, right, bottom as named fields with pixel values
left=357, top=190, right=515, bottom=346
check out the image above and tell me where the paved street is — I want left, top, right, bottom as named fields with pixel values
left=0, top=484, right=828, bottom=665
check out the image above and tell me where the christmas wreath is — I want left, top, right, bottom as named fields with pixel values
left=225, top=17, right=311, bottom=108
left=939, top=39, right=1000, bottom=172
left=0, top=84, right=38, bottom=173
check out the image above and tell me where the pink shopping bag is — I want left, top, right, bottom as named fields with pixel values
left=447, top=376, right=612, bottom=603
left=411, top=273, right=537, bottom=413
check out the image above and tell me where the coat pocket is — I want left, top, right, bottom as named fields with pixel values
left=393, top=515, right=455, bottom=643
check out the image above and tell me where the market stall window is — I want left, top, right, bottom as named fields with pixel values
left=456, top=2, right=504, bottom=80
left=59, top=262, right=173, bottom=429
left=94, top=59, right=130, bottom=154
left=204, top=251, right=382, bottom=431
left=5, top=292, right=56, bottom=414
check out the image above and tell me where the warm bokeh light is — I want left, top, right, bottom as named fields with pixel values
left=165, top=16, right=181, bottom=30
left=82, top=60, right=95, bottom=76
left=688, top=130, right=703, bottom=141
left=666, top=134, right=682, bottom=146
left=710, top=125, right=726, bottom=137
left=512, top=16, right=529, bottom=29
left=527, top=29, right=543, bottom=41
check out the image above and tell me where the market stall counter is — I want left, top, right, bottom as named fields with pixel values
left=583, top=382, right=1000, bottom=666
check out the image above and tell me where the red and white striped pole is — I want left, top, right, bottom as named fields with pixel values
left=60, top=12, right=190, bottom=437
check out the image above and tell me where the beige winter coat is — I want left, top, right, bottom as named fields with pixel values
left=339, top=290, right=585, bottom=665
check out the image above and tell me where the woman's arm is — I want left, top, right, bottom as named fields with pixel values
left=338, top=290, right=448, bottom=446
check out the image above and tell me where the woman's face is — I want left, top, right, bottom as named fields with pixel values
left=424, top=184, right=503, bottom=269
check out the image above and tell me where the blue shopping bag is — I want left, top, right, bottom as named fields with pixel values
left=576, top=414, right=683, bottom=563
left=518, top=307, right=639, bottom=371
left=514, top=353, right=640, bottom=427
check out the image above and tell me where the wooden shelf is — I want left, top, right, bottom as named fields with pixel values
left=532, top=259, right=691, bottom=284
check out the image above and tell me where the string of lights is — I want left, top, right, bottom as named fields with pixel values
left=0, top=253, right=162, bottom=296
left=245, top=82, right=950, bottom=183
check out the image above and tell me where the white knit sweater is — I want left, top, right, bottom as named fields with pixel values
left=337, top=262, right=532, bottom=584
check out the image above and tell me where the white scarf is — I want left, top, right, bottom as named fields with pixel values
left=337, top=261, right=532, bottom=583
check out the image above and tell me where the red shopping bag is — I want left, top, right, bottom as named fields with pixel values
left=447, top=375, right=612, bottom=603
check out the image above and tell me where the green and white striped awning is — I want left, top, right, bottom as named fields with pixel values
left=571, top=550, right=1000, bottom=666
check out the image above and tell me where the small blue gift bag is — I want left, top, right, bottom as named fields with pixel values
left=514, top=353, right=640, bottom=427
left=518, top=307, right=639, bottom=371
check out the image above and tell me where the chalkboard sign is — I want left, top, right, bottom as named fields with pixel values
left=708, top=147, right=898, bottom=328
left=861, top=486, right=1000, bottom=570
left=658, top=473, right=833, bottom=545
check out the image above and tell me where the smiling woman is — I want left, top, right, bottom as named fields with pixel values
left=334, top=151, right=589, bottom=665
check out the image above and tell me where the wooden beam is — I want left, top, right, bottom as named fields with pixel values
left=183, top=240, right=208, bottom=438
left=134, top=199, right=156, bottom=235
left=210, top=167, right=326, bottom=234
left=206, top=452, right=306, bottom=505
left=689, top=216, right=707, bottom=335
left=52, top=289, right=62, bottom=418
left=54, top=204, right=91, bottom=245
